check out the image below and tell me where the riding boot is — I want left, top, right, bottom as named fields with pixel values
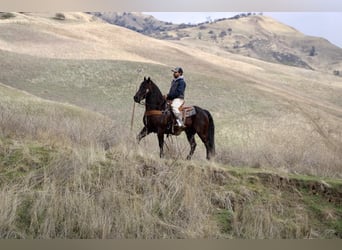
left=176, top=118, right=185, bottom=127
left=175, top=113, right=185, bottom=128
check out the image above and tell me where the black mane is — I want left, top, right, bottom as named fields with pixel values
left=145, top=78, right=166, bottom=111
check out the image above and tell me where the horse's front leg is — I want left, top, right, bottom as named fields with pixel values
left=185, top=129, right=197, bottom=160
left=157, top=132, right=165, bottom=158
left=137, top=126, right=148, bottom=143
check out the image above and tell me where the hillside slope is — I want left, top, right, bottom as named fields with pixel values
left=0, top=83, right=341, bottom=239
left=98, top=12, right=342, bottom=73
left=0, top=12, right=341, bottom=177
left=91, top=12, right=186, bottom=35
left=168, top=15, right=342, bottom=73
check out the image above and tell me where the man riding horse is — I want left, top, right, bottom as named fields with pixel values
left=133, top=75, right=215, bottom=160
left=165, top=67, right=186, bottom=128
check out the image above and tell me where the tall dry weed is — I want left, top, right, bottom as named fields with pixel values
left=216, top=112, right=342, bottom=178
left=0, top=142, right=221, bottom=238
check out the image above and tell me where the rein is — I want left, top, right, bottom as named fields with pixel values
left=139, top=97, right=167, bottom=116
left=145, top=110, right=163, bottom=116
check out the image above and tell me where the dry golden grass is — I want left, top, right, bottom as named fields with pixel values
left=0, top=136, right=222, bottom=238
left=0, top=89, right=341, bottom=238
left=0, top=83, right=116, bottom=148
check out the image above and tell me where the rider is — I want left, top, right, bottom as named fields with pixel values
left=166, top=67, right=186, bottom=128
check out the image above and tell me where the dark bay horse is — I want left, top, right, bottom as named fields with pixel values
left=133, top=77, right=215, bottom=160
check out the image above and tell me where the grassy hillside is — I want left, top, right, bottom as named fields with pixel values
left=1, top=47, right=341, bottom=177
left=91, top=12, right=187, bottom=35
left=0, top=82, right=116, bottom=146
left=145, top=14, right=342, bottom=73
left=92, top=12, right=342, bottom=73
left=0, top=12, right=341, bottom=175
left=1, top=120, right=341, bottom=238
left=0, top=12, right=341, bottom=238
left=0, top=85, right=341, bottom=238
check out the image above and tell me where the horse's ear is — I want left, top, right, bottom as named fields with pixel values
left=144, top=76, right=146, bottom=81
left=147, top=77, right=151, bottom=81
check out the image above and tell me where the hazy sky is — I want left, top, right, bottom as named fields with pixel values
left=144, top=12, right=342, bottom=48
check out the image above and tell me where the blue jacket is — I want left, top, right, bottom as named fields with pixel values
left=167, top=77, right=186, bottom=100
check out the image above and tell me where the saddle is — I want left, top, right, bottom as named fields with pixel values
left=168, top=103, right=196, bottom=134
left=179, top=105, right=196, bottom=120
left=145, top=102, right=196, bottom=118
left=144, top=102, right=196, bottom=135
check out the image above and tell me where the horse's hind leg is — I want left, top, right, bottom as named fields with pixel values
left=196, top=130, right=211, bottom=160
left=185, top=129, right=197, bottom=160
left=137, top=127, right=148, bottom=143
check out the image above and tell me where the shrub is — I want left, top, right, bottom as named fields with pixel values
left=54, top=13, right=65, bottom=21
left=333, top=70, right=340, bottom=76
left=309, top=46, right=316, bottom=56
left=219, top=31, right=227, bottom=38
left=0, top=12, right=15, bottom=19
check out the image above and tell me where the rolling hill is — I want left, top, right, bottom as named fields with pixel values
left=0, top=12, right=341, bottom=239
left=95, top=12, right=342, bottom=73
left=0, top=11, right=341, bottom=174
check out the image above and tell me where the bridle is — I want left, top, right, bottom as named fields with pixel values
left=137, top=85, right=166, bottom=110
left=136, top=87, right=149, bottom=105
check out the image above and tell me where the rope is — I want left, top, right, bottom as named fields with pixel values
left=130, top=86, right=137, bottom=132
left=131, top=68, right=143, bottom=132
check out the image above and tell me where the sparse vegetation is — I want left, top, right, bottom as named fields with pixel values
left=333, top=70, right=341, bottom=76
left=229, top=13, right=251, bottom=20
left=53, top=13, right=66, bottom=21
left=198, top=32, right=202, bottom=40
left=309, top=46, right=317, bottom=56
left=272, top=52, right=313, bottom=69
left=233, top=41, right=240, bottom=49
left=211, top=34, right=217, bottom=42
left=0, top=12, right=15, bottom=19
left=219, top=31, right=227, bottom=39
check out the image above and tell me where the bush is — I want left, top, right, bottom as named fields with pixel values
left=0, top=12, right=15, bottom=19
left=219, top=31, right=227, bottom=38
left=309, top=46, right=316, bottom=56
left=54, top=13, right=65, bottom=21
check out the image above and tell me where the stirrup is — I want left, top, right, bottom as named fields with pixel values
left=176, top=119, right=185, bottom=128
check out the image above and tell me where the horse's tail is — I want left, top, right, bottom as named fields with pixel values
left=204, top=110, right=215, bottom=157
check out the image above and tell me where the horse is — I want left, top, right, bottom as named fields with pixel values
left=133, top=77, right=215, bottom=160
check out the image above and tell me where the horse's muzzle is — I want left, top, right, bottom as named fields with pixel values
left=133, top=95, right=140, bottom=103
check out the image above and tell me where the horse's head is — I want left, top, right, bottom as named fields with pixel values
left=134, top=77, right=152, bottom=103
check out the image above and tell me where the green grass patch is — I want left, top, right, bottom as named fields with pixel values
left=300, top=188, right=342, bottom=238
left=0, top=138, right=56, bottom=183
left=214, top=209, right=234, bottom=235
left=289, top=173, right=342, bottom=189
